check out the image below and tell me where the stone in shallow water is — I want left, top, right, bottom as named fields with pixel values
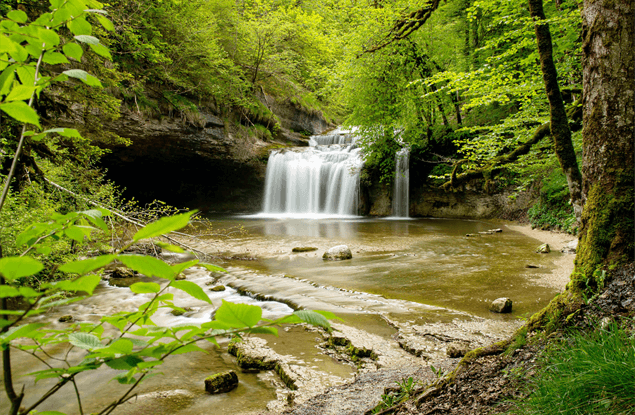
left=110, top=266, right=135, bottom=278
left=58, top=315, right=73, bottom=323
left=490, top=297, right=513, bottom=313
left=322, top=245, right=352, bottom=261
left=205, top=370, right=239, bottom=394
left=536, top=243, right=551, bottom=253
left=292, top=247, right=318, bottom=252
left=209, top=285, right=226, bottom=292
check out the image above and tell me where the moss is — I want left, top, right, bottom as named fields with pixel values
left=227, top=342, right=276, bottom=371
left=204, top=370, right=238, bottom=394
left=572, top=172, right=634, bottom=293
left=274, top=364, right=297, bottom=390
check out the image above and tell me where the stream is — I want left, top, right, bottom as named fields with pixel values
left=1, top=215, right=572, bottom=415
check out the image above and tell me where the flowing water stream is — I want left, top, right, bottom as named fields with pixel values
left=1, top=131, right=572, bottom=414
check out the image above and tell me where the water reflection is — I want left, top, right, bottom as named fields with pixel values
left=261, top=219, right=361, bottom=239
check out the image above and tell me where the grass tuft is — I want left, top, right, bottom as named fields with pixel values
left=509, top=319, right=635, bottom=415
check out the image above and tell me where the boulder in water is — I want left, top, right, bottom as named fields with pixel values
left=205, top=370, right=238, bottom=394
left=561, top=239, right=578, bottom=254
left=292, top=247, right=318, bottom=253
left=490, top=298, right=513, bottom=313
left=536, top=243, right=551, bottom=253
left=209, top=285, right=226, bottom=292
left=110, top=267, right=136, bottom=278
left=322, top=245, right=352, bottom=261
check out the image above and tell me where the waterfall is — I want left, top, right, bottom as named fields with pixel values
left=262, top=128, right=363, bottom=217
left=392, top=147, right=410, bottom=217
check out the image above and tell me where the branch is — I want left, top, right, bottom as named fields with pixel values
left=441, top=122, right=552, bottom=190
left=362, top=0, right=442, bottom=54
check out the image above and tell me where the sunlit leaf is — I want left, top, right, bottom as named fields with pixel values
left=293, top=310, right=331, bottom=330
left=68, top=332, right=103, bottom=350
left=130, top=282, right=161, bottom=294
left=0, top=101, right=40, bottom=127
left=170, top=280, right=211, bottom=304
left=59, top=255, right=116, bottom=274
left=5, top=85, right=35, bottom=102
left=63, top=43, right=83, bottom=61
left=199, top=263, right=227, bottom=273
left=214, top=300, right=262, bottom=328
left=62, top=69, right=102, bottom=87
left=133, top=211, right=197, bottom=241
left=52, top=275, right=101, bottom=295
left=118, top=255, right=175, bottom=279
left=0, top=257, right=43, bottom=281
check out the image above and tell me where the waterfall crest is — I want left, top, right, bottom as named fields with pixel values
left=262, top=128, right=363, bottom=217
left=392, top=147, right=410, bottom=217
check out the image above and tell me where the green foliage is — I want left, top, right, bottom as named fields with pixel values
left=527, top=168, right=576, bottom=233
left=0, top=208, right=338, bottom=413
left=509, top=319, right=635, bottom=415
left=371, top=376, right=421, bottom=414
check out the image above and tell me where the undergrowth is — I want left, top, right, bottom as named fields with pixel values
left=509, top=318, right=635, bottom=415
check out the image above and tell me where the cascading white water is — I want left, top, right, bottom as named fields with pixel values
left=392, top=147, right=410, bottom=217
left=262, top=128, right=363, bottom=216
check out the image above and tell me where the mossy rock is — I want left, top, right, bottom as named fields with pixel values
left=204, top=370, right=238, bottom=394
left=110, top=267, right=136, bottom=278
left=227, top=342, right=276, bottom=371
left=292, top=247, right=318, bottom=253
left=58, top=315, right=73, bottom=323
left=536, top=243, right=551, bottom=253
left=209, top=285, right=226, bottom=292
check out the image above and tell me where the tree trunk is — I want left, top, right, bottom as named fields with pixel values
left=573, top=0, right=634, bottom=291
left=528, top=0, right=584, bottom=222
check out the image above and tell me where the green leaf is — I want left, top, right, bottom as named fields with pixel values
left=0, top=286, right=20, bottom=298
left=103, top=338, right=134, bottom=355
left=314, top=310, right=343, bottom=322
left=293, top=310, right=331, bottom=330
left=105, top=355, right=144, bottom=370
left=170, top=280, right=211, bottom=304
left=171, top=259, right=198, bottom=276
left=16, top=65, right=35, bottom=85
left=62, top=69, right=102, bottom=87
left=53, top=275, right=101, bottom=295
left=0, top=102, right=40, bottom=127
left=133, top=211, right=197, bottom=242
left=0, top=257, right=43, bottom=281
left=95, top=14, right=114, bottom=31
left=65, top=225, right=86, bottom=243
left=154, top=241, right=184, bottom=253
left=7, top=10, right=28, bottom=23
left=214, top=300, right=262, bottom=328
left=42, top=51, right=69, bottom=65
left=5, top=85, right=35, bottom=102
left=0, top=67, right=16, bottom=96
left=1, top=323, right=47, bottom=344
left=68, top=332, right=103, bottom=350
left=118, top=255, right=176, bottom=280
left=38, top=28, right=60, bottom=47
left=59, top=255, right=115, bottom=274
left=130, top=282, right=161, bottom=294
left=74, top=35, right=100, bottom=45
left=63, top=43, right=84, bottom=61
left=200, top=263, right=227, bottom=273
left=89, top=43, right=111, bottom=59
left=170, top=343, right=207, bottom=355
left=247, top=326, right=279, bottom=336
left=68, top=17, right=92, bottom=36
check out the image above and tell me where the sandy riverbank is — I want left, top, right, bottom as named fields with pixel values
left=504, top=223, right=576, bottom=290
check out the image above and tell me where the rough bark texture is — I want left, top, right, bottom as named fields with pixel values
left=528, top=0, right=584, bottom=221
left=573, top=0, right=635, bottom=290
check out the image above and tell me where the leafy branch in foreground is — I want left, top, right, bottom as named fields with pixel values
left=1, top=209, right=337, bottom=415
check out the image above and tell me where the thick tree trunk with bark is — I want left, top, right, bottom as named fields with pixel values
left=528, top=0, right=584, bottom=222
left=527, top=0, right=633, bottom=331
left=573, top=0, right=634, bottom=291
